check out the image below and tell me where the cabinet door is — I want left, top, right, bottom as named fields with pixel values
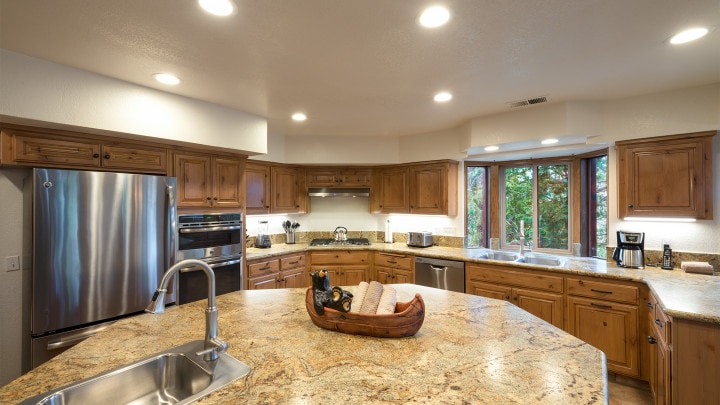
left=409, top=164, right=445, bottom=214
left=175, top=153, right=212, bottom=207
left=567, top=296, right=639, bottom=377
left=281, top=269, right=308, bottom=289
left=513, top=288, right=563, bottom=329
left=213, top=157, right=243, bottom=208
left=248, top=274, right=279, bottom=290
left=378, top=167, right=409, bottom=213
left=375, top=267, right=392, bottom=284
left=271, top=166, right=300, bottom=213
left=245, top=162, right=270, bottom=214
left=467, top=280, right=512, bottom=301
left=11, top=133, right=101, bottom=167
left=393, top=268, right=414, bottom=284
left=102, top=144, right=167, bottom=173
left=617, top=133, right=713, bottom=219
left=343, top=267, right=366, bottom=286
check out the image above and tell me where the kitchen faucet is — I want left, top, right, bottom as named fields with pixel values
left=519, top=220, right=532, bottom=257
left=145, top=259, right=228, bottom=362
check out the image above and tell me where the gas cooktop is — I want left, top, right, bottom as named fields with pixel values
left=310, top=238, right=371, bottom=246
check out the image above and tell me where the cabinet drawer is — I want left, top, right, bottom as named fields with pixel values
left=648, top=293, right=672, bottom=345
left=466, top=264, right=563, bottom=293
left=280, top=254, right=306, bottom=270
left=248, top=259, right=279, bottom=278
left=310, top=251, right=369, bottom=265
left=374, top=253, right=413, bottom=270
left=566, top=277, right=639, bottom=305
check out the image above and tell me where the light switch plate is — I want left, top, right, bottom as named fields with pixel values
left=6, top=256, right=20, bottom=271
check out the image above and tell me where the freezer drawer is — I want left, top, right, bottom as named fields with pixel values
left=31, top=322, right=113, bottom=369
left=414, top=257, right=465, bottom=293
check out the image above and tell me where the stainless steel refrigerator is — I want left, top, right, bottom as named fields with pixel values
left=31, top=168, right=177, bottom=368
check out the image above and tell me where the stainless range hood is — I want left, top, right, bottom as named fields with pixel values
left=308, top=187, right=370, bottom=197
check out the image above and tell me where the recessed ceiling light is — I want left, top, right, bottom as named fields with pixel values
left=434, top=92, right=452, bottom=102
left=541, top=138, right=559, bottom=145
left=484, top=145, right=499, bottom=152
left=292, top=113, right=307, bottom=121
left=198, top=0, right=236, bottom=16
left=153, top=73, right=180, bottom=85
left=669, top=27, right=709, bottom=44
left=419, top=6, right=450, bottom=28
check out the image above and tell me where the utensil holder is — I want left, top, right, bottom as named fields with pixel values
left=286, top=231, right=295, bottom=244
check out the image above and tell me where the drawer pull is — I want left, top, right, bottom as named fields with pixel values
left=260, top=265, right=271, bottom=271
left=655, top=319, right=663, bottom=327
left=646, top=302, right=654, bottom=308
left=387, top=260, right=398, bottom=264
left=647, top=336, right=657, bottom=344
left=590, top=302, right=613, bottom=309
left=288, top=261, right=299, bottom=265
left=590, top=288, right=613, bottom=294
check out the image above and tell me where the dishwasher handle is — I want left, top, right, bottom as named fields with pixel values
left=429, top=264, right=448, bottom=272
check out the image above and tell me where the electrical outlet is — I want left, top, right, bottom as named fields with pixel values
left=6, top=256, right=20, bottom=272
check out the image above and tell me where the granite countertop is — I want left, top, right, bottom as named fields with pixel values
left=247, top=242, right=720, bottom=324
left=0, top=285, right=607, bottom=404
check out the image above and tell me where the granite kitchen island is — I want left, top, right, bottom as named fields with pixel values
left=1, top=285, right=607, bottom=404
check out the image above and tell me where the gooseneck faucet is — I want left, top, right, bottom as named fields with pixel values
left=145, top=259, right=228, bottom=361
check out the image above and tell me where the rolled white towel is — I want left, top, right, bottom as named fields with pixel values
left=359, top=281, right=383, bottom=314
left=681, top=261, right=714, bottom=275
left=350, top=281, right=370, bottom=313
left=376, top=285, right=397, bottom=314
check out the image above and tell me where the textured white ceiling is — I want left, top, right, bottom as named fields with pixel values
left=1, top=0, right=718, bottom=137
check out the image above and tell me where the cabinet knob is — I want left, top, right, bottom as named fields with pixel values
left=206, top=197, right=212, bottom=200
left=104, top=153, right=110, bottom=159
left=214, top=197, right=218, bottom=200
left=93, top=153, right=100, bottom=158
left=647, top=336, right=657, bottom=344
left=646, top=302, right=654, bottom=309
left=628, top=204, right=634, bottom=209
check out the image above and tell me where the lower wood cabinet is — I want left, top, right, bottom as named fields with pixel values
left=373, top=252, right=414, bottom=284
left=466, top=264, right=564, bottom=329
left=566, top=277, right=640, bottom=378
left=247, top=253, right=307, bottom=290
left=309, top=251, right=369, bottom=286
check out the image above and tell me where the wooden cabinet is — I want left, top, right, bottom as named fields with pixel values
left=373, top=160, right=458, bottom=215
left=647, top=292, right=671, bottom=405
left=309, top=251, right=369, bottom=286
left=617, top=131, right=715, bottom=219
left=245, top=162, right=270, bottom=214
left=466, top=263, right=564, bottom=328
left=409, top=162, right=458, bottom=215
left=306, top=167, right=371, bottom=188
left=174, top=152, right=244, bottom=208
left=1, top=127, right=167, bottom=173
left=271, top=165, right=306, bottom=213
left=566, top=277, right=640, bottom=377
left=247, top=253, right=307, bottom=290
left=373, top=252, right=414, bottom=284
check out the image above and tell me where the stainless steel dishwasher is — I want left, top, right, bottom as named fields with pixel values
left=415, top=257, right=465, bottom=293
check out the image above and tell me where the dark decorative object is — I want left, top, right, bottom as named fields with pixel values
left=305, top=287, right=425, bottom=338
left=310, top=270, right=353, bottom=314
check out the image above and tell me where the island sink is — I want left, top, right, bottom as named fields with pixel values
left=20, top=340, right=250, bottom=405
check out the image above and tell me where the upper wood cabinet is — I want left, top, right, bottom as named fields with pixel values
left=245, top=162, right=271, bottom=215
left=271, top=165, right=307, bottom=213
left=306, top=167, right=372, bottom=188
left=616, top=131, right=715, bottom=219
left=1, top=127, right=167, bottom=174
left=174, top=152, right=244, bottom=208
left=372, top=160, right=458, bottom=215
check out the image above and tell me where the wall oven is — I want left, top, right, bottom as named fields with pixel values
left=176, top=213, right=243, bottom=304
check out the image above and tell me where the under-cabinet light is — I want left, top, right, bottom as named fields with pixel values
left=624, top=217, right=697, bottom=223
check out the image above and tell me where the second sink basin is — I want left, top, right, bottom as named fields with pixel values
left=515, top=255, right=564, bottom=267
left=21, top=340, right=251, bottom=405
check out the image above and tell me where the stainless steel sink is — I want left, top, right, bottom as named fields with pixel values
left=515, top=255, right=564, bottom=267
left=467, top=250, right=519, bottom=261
left=21, top=340, right=251, bottom=405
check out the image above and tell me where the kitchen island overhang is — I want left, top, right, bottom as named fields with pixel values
left=1, top=285, right=607, bottom=404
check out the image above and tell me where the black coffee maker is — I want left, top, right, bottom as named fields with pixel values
left=612, top=231, right=645, bottom=269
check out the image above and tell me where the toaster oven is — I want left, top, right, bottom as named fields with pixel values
left=407, top=231, right=433, bottom=247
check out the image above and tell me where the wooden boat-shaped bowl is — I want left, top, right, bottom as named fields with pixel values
left=305, top=287, right=425, bottom=338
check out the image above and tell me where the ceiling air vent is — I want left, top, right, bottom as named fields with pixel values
left=508, top=96, right=549, bottom=109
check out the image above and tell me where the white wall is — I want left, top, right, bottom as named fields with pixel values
left=0, top=50, right=268, bottom=155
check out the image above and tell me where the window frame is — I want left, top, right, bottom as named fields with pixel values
left=499, top=160, right=573, bottom=254
left=464, top=163, right=489, bottom=248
